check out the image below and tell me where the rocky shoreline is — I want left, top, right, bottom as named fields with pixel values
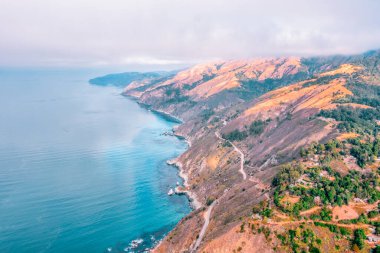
left=123, top=94, right=202, bottom=251
left=123, top=93, right=198, bottom=209
left=122, top=94, right=184, bottom=124
left=166, top=158, right=201, bottom=210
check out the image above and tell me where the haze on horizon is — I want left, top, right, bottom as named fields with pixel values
left=1, top=0, right=380, bottom=70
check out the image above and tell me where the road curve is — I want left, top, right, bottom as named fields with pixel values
left=190, top=132, right=246, bottom=252
left=190, top=201, right=217, bottom=252
left=215, top=131, right=247, bottom=180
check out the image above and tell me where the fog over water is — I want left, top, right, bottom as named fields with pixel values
left=0, top=0, right=379, bottom=68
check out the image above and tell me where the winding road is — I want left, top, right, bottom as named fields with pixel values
left=190, top=132, right=247, bottom=252
left=190, top=200, right=217, bottom=253
left=190, top=189, right=230, bottom=253
left=215, top=131, right=247, bottom=180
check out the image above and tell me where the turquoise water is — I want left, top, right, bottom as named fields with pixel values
left=0, top=69, right=191, bottom=252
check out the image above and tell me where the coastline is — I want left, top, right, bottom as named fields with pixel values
left=166, top=159, right=201, bottom=209
left=122, top=94, right=198, bottom=205
left=122, top=94, right=184, bottom=124
left=107, top=91, right=198, bottom=252
left=121, top=93, right=203, bottom=252
left=122, top=94, right=202, bottom=250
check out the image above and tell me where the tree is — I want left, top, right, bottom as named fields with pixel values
left=316, top=144, right=325, bottom=154
left=373, top=139, right=380, bottom=157
left=249, top=120, right=266, bottom=136
left=336, top=195, right=343, bottom=206
left=320, top=207, right=332, bottom=221
left=222, top=130, right=247, bottom=142
left=375, top=224, right=380, bottom=235
left=328, top=188, right=336, bottom=203
left=300, top=148, right=308, bottom=158
left=352, top=229, right=366, bottom=250
left=309, top=247, right=321, bottom=253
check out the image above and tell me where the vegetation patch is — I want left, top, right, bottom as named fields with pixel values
left=222, top=119, right=270, bottom=141
left=319, top=106, right=380, bottom=136
left=273, top=163, right=380, bottom=216
left=302, top=74, right=345, bottom=88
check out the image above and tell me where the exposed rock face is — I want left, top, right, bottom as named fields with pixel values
left=96, top=50, right=380, bottom=252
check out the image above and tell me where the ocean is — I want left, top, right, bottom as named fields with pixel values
left=0, top=68, right=191, bottom=252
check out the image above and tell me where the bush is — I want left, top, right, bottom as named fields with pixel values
left=206, top=196, right=215, bottom=206
left=223, top=119, right=268, bottom=141
left=309, top=246, right=321, bottom=253
left=222, top=130, right=247, bottom=142
left=319, top=106, right=380, bottom=136
left=200, top=109, right=214, bottom=121
left=275, top=163, right=380, bottom=209
left=314, top=222, right=337, bottom=233
left=249, top=120, right=266, bottom=136
left=272, top=163, right=304, bottom=187
left=339, top=227, right=350, bottom=236
left=320, top=207, right=332, bottom=221
left=352, top=229, right=366, bottom=250
left=260, top=208, right=273, bottom=218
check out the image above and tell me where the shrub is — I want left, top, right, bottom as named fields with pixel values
left=352, top=229, right=366, bottom=250
left=309, top=246, right=321, bottom=253
left=206, top=196, right=215, bottom=206
left=222, top=130, right=247, bottom=142
left=249, top=120, right=266, bottom=136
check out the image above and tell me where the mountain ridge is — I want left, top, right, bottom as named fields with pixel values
left=93, top=49, right=380, bottom=252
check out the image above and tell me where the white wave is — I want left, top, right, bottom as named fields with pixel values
left=124, top=238, right=144, bottom=251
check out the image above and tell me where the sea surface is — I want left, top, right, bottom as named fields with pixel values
left=0, top=69, right=191, bottom=252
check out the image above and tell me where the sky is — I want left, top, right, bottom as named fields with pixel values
left=0, top=0, right=380, bottom=69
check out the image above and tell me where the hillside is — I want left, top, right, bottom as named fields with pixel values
left=89, top=71, right=175, bottom=88
left=97, top=50, right=380, bottom=252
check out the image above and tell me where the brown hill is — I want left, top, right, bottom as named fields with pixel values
left=117, top=50, right=380, bottom=252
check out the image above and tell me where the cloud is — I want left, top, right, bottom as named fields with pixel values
left=120, top=57, right=184, bottom=65
left=0, top=0, right=379, bottom=68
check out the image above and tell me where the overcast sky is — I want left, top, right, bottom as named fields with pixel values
left=0, top=0, right=379, bottom=69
